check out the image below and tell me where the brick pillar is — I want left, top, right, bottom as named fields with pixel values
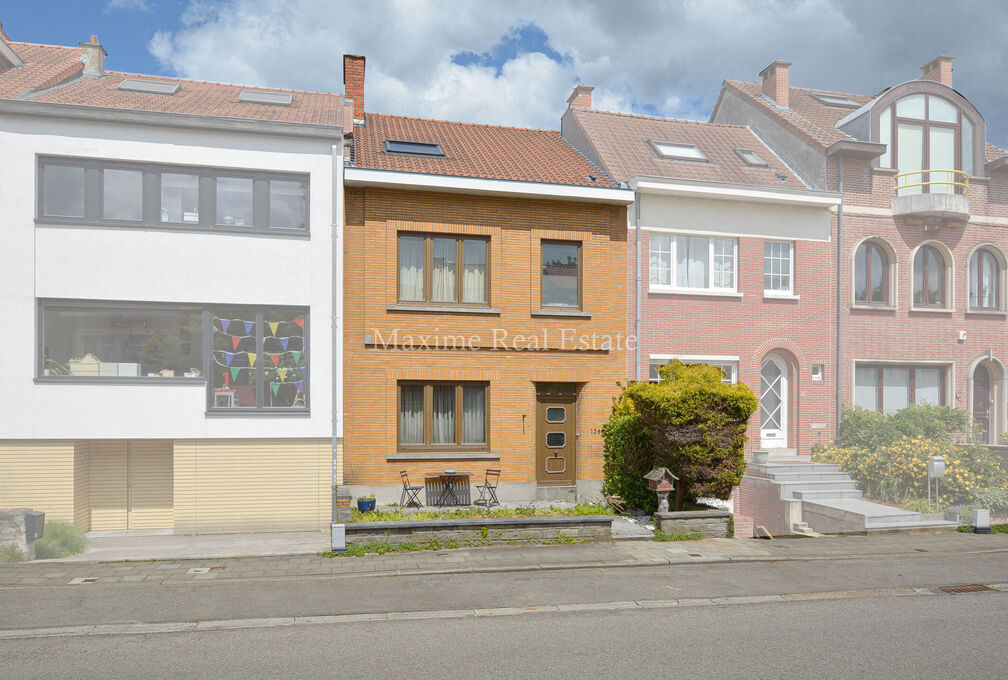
left=759, top=60, right=791, bottom=108
left=343, top=54, right=365, bottom=123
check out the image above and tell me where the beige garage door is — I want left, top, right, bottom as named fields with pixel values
left=88, top=440, right=173, bottom=531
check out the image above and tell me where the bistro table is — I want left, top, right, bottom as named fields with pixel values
left=424, top=471, right=472, bottom=507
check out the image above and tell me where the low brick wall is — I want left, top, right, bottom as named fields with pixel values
left=655, top=509, right=731, bottom=538
left=0, top=509, right=34, bottom=560
left=345, top=516, right=613, bottom=545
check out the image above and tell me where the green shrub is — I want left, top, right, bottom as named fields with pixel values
left=0, top=545, right=26, bottom=563
left=836, top=405, right=969, bottom=451
left=33, top=521, right=87, bottom=559
left=601, top=412, right=658, bottom=512
left=901, top=497, right=933, bottom=514
left=974, top=488, right=1008, bottom=514
left=992, top=523, right=1008, bottom=534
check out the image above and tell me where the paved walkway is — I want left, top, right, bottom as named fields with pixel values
left=2, top=533, right=1005, bottom=589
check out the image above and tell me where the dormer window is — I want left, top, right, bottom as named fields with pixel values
left=735, top=148, right=767, bottom=167
left=651, top=141, right=708, bottom=162
left=384, top=140, right=445, bottom=157
left=810, top=92, right=859, bottom=108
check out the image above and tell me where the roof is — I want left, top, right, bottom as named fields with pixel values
left=353, top=112, right=617, bottom=187
left=0, top=40, right=344, bottom=128
left=566, top=107, right=807, bottom=189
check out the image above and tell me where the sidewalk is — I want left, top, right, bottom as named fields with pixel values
left=2, top=532, right=1006, bottom=589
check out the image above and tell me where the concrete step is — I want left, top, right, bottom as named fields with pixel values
left=775, top=480, right=862, bottom=499
left=793, top=489, right=863, bottom=501
left=763, top=463, right=842, bottom=473
left=791, top=521, right=817, bottom=537
left=766, top=471, right=854, bottom=482
left=535, top=485, right=578, bottom=501
left=802, top=498, right=959, bottom=535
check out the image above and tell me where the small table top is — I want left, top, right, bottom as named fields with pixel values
left=425, top=471, right=471, bottom=479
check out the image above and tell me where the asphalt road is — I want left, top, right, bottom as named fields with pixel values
left=3, top=593, right=1005, bottom=679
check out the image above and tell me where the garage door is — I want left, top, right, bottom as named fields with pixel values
left=87, top=440, right=173, bottom=531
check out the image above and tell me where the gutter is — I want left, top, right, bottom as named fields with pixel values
left=835, top=157, right=844, bottom=437
left=332, top=141, right=345, bottom=519
left=635, top=190, right=642, bottom=382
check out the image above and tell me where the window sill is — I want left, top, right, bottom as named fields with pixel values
left=35, top=218, right=311, bottom=239
left=34, top=376, right=206, bottom=385
left=965, top=309, right=1008, bottom=317
left=763, top=292, right=800, bottom=300
left=850, top=304, right=897, bottom=312
left=387, top=304, right=501, bottom=315
left=531, top=309, right=592, bottom=318
left=649, top=286, right=742, bottom=298
left=205, top=409, right=310, bottom=417
left=387, top=451, right=500, bottom=461
left=909, top=306, right=955, bottom=314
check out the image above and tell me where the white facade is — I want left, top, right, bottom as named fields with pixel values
left=0, top=111, right=343, bottom=440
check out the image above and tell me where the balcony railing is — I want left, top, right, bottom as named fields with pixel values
left=894, top=169, right=970, bottom=196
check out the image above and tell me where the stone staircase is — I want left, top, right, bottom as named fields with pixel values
left=752, top=461, right=957, bottom=535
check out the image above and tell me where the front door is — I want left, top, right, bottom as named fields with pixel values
left=973, top=364, right=991, bottom=443
left=760, top=356, right=788, bottom=449
left=536, top=394, right=577, bottom=486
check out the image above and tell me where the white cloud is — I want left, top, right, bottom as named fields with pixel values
left=105, top=0, right=152, bottom=12
left=146, top=0, right=1008, bottom=144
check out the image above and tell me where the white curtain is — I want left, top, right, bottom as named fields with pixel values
left=432, top=385, right=455, bottom=443
left=462, top=386, right=485, bottom=443
left=399, top=237, right=424, bottom=301
left=400, top=385, right=424, bottom=443
left=676, top=236, right=707, bottom=288
left=462, top=240, right=486, bottom=303
left=432, top=238, right=456, bottom=302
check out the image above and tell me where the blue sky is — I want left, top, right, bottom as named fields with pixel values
left=3, top=1, right=1007, bottom=148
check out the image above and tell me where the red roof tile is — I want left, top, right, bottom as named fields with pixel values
left=567, top=107, right=807, bottom=189
left=0, top=42, right=83, bottom=98
left=353, top=112, right=615, bottom=187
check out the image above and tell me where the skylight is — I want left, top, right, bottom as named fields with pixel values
left=238, top=89, right=293, bottom=106
left=384, top=140, right=445, bottom=157
left=118, top=78, right=180, bottom=95
left=810, top=92, right=860, bottom=108
left=734, top=148, right=767, bottom=167
left=651, top=141, right=708, bottom=162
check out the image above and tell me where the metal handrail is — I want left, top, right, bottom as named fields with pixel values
left=894, top=168, right=970, bottom=195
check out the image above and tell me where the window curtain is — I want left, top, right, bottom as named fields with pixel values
left=462, top=240, right=487, bottom=303
left=432, top=385, right=455, bottom=443
left=432, top=238, right=457, bottom=302
left=649, top=235, right=671, bottom=285
left=462, top=386, right=485, bottom=443
left=676, top=236, right=707, bottom=288
left=400, top=385, right=424, bottom=443
left=399, top=237, right=424, bottom=301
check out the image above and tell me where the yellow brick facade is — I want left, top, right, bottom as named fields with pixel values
left=343, top=187, right=627, bottom=493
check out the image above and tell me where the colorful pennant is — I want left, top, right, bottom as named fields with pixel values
left=268, top=321, right=280, bottom=336
left=248, top=353, right=257, bottom=367
left=294, top=316, right=304, bottom=329
left=220, top=319, right=230, bottom=333
left=231, top=336, right=242, bottom=350
left=244, top=321, right=254, bottom=334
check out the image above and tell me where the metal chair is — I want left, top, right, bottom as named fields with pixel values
left=400, top=470, right=423, bottom=508
left=473, top=469, right=501, bottom=507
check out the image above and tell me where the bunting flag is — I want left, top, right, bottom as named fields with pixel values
left=294, top=316, right=304, bottom=329
left=271, top=383, right=281, bottom=397
left=292, top=351, right=302, bottom=364
left=280, top=337, right=290, bottom=351
left=220, top=319, right=231, bottom=333
left=268, top=321, right=280, bottom=336
left=224, top=351, right=235, bottom=366
left=278, top=368, right=288, bottom=381
left=244, top=321, right=254, bottom=334
left=231, top=336, right=242, bottom=350
left=269, top=353, right=280, bottom=367
left=295, top=380, right=304, bottom=393
left=248, top=353, right=257, bottom=367
left=230, top=367, right=242, bottom=381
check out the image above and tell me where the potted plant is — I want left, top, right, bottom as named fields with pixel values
left=356, top=494, right=376, bottom=512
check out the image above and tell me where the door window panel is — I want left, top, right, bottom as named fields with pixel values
left=545, top=432, right=566, bottom=448
left=546, top=407, right=566, bottom=423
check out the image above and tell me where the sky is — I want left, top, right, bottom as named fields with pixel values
left=3, top=0, right=1007, bottom=147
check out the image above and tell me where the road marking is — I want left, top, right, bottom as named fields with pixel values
left=0, top=585, right=1003, bottom=640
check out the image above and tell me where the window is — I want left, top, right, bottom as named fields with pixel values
left=651, top=141, right=708, bottom=162
left=854, top=364, right=945, bottom=414
left=38, top=157, right=308, bottom=233
left=210, top=307, right=307, bottom=411
left=384, top=140, right=445, bottom=156
left=649, top=234, right=736, bottom=291
left=541, top=241, right=580, bottom=308
left=969, top=248, right=1002, bottom=310
left=810, top=92, right=860, bottom=107
left=912, top=245, right=946, bottom=307
left=398, top=382, right=488, bottom=448
left=39, top=302, right=203, bottom=379
left=854, top=241, right=890, bottom=305
left=764, top=241, right=793, bottom=294
left=735, top=148, right=767, bottom=167
left=397, top=234, right=489, bottom=305
left=238, top=89, right=292, bottom=106
left=649, top=359, right=737, bottom=384
left=812, top=365, right=824, bottom=382
left=119, top=78, right=180, bottom=95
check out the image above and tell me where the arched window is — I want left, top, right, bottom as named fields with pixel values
left=855, top=241, right=890, bottom=304
left=913, top=245, right=945, bottom=307
left=970, top=248, right=1001, bottom=310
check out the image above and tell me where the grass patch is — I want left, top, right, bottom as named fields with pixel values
left=321, top=537, right=452, bottom=558
left=351, top=502, right=612, bottom=523
left=33, top=521, right=87, bottom=559
left=653, top=529, right=703, bottom=542
left=0, top=545, right=26, bottom=563
left=992, top=523, right=1008, bottom=534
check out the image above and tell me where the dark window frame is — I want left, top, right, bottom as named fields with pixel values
left=855, top=364, right=947, bottom=413
left=396, top=233, right=491, bottom=307
left=540, top=239, right=583, bottom=310
left=854, top=240, right=891, bottom=305
left=37, top=156, right=310, bottom=235
left=912, top=244, right=947, bottom=308
left=886, top=94, right=969, bottom=190
left=969, top=248, right=1002, bottom=311
left=384, top=140, right=445, bottom=157
left=396, top=381, right=490, bottom=451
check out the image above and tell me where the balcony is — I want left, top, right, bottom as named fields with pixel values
left=892, top=169, right=970, bottom=229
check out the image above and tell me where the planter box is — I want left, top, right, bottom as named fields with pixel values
left=655, top=509, right=731, bottom=538
left=345, top=515, right=613, bottom=545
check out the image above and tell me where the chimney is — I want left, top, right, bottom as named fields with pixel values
left=759, top=60, right=792, bottom=109
left=343, top=54, right=365, bottom=124
left=567, top=85, right=594, bottom=109
left=920, top=55, right=954, bottom=87
left=79, top=34, right=106, bottom=77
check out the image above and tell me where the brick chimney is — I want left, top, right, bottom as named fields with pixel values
left=920, top=55, right=954, bottom=87
left=343, top=54, right=365, bottom=124
left=79, top=34, right=106, bottom=77
left=759, top=60, right=791, bottom=109
left=567, top=85, right=594, bottom=109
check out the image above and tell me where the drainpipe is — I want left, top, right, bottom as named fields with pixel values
left=331, top=141, right=345, bottom=521
left=635, top=190, right=642, bottom=381
left=835, top=157, right=844, bottom=437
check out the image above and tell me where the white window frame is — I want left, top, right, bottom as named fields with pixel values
left=648, top=232, right=739, bottom=296
left=649, top=355, right=739, bottom=384
left=763, top=240, right=796, bottom=297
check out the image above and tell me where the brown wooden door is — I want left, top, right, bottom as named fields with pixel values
left=974, top=365, right=991, bottom=443
left=536, top=396, right=576, bottom=486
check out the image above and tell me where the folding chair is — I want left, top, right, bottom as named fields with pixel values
left=473, top=469, right=501, bottom=507
left=400, top=470, right=424, bottom=508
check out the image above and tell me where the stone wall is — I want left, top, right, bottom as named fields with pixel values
left=345, top=516, right=613, bottom=545
left=655, top=509, right=731, bottom=538
left=0, top=509, right=35, bottom=560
